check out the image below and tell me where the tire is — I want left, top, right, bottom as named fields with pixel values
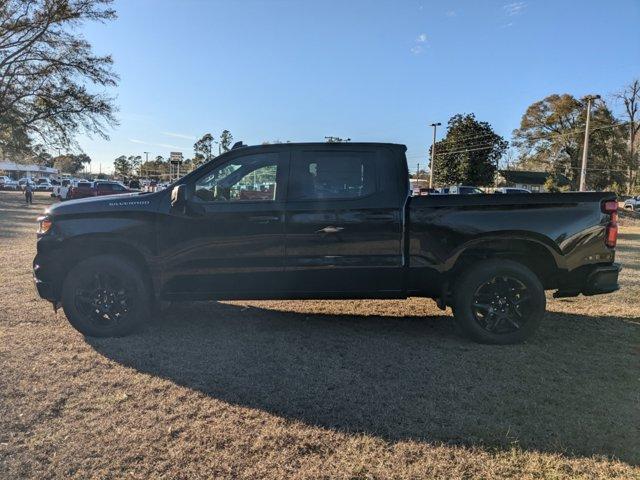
left=61, top=254, right=150, bottom=337
left=452, top=259, right=545, bottom=344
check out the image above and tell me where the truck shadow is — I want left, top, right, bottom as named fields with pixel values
left=89, top=301, right=640, bottom=465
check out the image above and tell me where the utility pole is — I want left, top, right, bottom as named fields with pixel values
left=579, top=95, right=600, bottom=191
left=429, top=122, right=441, bottom=189
left=143, top=151, right=149, bottom=179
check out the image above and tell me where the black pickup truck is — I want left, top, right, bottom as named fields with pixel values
left=33, top=142, right=621, bottom=344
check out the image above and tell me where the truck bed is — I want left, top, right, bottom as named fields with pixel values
left=407, top=192, right=617, bottom=296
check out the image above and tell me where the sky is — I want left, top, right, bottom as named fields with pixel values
left=76, top=0, right=640, bottom=174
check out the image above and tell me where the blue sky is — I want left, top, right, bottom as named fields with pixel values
left=77, top=0, right=640, bottom=174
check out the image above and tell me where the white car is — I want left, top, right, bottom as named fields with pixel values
left=35, top=178, right=55, bottom=192
left=0, top=176, right=18, bottom=190
left=17, top=178, right=36, bottom=189
left=53, top=178, right=79, bottom=200
left=623, top=195, right=640, bottom=211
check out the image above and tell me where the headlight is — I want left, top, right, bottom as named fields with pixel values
left=37, top=215, right=53, bottom=235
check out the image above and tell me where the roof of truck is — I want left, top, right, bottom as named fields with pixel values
left=235, top=142, right=407, bottom=151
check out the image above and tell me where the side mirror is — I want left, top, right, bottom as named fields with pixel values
left=171, top=184, right=187, bottom=207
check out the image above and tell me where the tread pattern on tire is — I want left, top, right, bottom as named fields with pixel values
left=452, top=259, right=545, bottom=345
left=61, top=254, right=150, bottom=337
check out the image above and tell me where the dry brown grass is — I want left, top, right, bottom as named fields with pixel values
left=0, top=191, right=639, bottom=479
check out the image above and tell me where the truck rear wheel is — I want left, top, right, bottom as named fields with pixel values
left=61, top=255, right=150, bottom=337
left=452, top=259, right=545, bottom=344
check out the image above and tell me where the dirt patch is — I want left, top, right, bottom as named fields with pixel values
left=0, top=191, right=638, bottom=479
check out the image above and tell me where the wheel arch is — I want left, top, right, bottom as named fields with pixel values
left=450, top=236, right=560, bottom=289
left=57, top=237, right=156, bottom=300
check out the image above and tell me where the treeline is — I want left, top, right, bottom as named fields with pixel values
left=427, top=79, right=640, bottom=194
left=112, top=130, right=235, bottom=179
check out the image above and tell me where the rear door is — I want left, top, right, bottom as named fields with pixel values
left=282, top=146, right=405, bottom=296
left=96, top=183, right=113, bottom=196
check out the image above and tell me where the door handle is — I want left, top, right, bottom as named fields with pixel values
left=316, top=226, right=344, bottom=234
left=249, top=215, right=280, bottom=224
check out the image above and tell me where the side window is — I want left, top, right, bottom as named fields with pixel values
left=194, top=152, right=279, bottom=203
left=111, top=184, right=126, bottom=192
left=289, top=151, right=376, bottom=200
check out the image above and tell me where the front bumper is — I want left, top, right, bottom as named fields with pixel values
left=33, top=260, right=57, bottom=301
left=32, top=246, right=65, bottom=302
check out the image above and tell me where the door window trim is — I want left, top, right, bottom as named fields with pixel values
left=286, top=149, right=379, bottom=203
left=191, top=151, right=287, bottom=205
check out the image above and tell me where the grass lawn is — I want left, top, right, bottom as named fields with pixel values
left=0, top=191, right=638, bottom=479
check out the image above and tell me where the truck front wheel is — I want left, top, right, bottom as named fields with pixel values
left=61, top=255, right=150, bottom=337
left=452, top=259, right=545, bottom=344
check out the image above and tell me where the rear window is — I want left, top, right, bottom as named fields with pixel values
left=77, top=182, right=92, bottom=188
left=289, top=151, right=376, bottom=200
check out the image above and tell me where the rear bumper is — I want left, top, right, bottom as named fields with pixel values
left=554, top=263, right=621, bottom=298
left=582, top=263, right=621, bottom=296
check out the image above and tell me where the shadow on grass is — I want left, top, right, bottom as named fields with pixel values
left=89, top=301, right=640, bottom=465
left=0, top=192, right=54, bottom=239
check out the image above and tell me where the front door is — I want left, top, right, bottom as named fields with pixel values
left=160, top=149, right=288, bottom=298
left=282, top=147, right=404, bottom=296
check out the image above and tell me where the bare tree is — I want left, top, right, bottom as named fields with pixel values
left=614, top=79, right=640, bottom=192
left=0, top=0, right=119, bottom=156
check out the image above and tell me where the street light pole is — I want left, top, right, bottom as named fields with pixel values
left=579, top=95, right=600, bottom=192
left=429, top=122, right=441, bottom=189
left=142, top=152, right=149, bottom=179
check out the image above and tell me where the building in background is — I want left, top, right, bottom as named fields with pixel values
left=497, top=170, right=570, bottom=192
left=0, top=161, right=59, bottom=179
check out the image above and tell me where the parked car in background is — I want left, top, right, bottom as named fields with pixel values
left=0, top=176, right=18, bottom=190
left=68, top=181, right=95, bottom=200
left=141, top=180, right=157, bottom=192
left=623, top=195, right=639, bottom=211
left=447, top=185, right=484, bottom=195
left=94, top=181, right=133, bottom=196
left=53, top=178, right=75, bottom=200
left=18, top=177, right=35, bottom=189
left=494, top=187, right=532, bottom=194
left=1, top=177, right=19, bottom=190
left=35, top=178, right=56, bottom=192
left=412, top=187, right=439, bottom=196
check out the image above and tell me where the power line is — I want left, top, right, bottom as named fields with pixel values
left=406, top=121, right=632, bottom=161
left=435, top=145, right=497, bottom=156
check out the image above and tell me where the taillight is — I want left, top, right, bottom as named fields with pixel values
left=602, top=200, right=618, bottom=248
